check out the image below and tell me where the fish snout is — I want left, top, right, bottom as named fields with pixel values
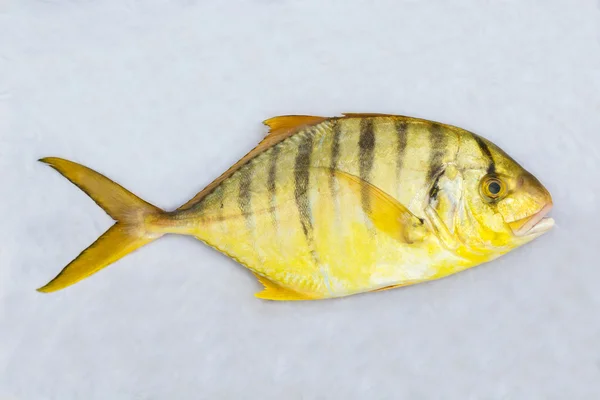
left=508, top=173, right=554, bottom=237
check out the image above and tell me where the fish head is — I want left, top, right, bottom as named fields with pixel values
left=450, top=133, right=554, bottom=258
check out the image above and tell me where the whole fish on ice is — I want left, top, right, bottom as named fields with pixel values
left=37, top=113, right=554, bottom=300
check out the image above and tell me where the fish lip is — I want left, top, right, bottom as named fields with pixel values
left=509, top=203, right=554, bottom=237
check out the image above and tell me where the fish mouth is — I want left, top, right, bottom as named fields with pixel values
left=508, top=203, right=555, bottom=237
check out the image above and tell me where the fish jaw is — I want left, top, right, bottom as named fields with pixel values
left=508, top=202, right=554, bottom=237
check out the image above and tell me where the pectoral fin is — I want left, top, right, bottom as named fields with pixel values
left=327, top=169, right=428, bottom=244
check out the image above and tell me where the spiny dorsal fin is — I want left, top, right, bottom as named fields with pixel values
left=252, top=272, right=314, bottom=301
left=177, top=115, right=327, bottom=211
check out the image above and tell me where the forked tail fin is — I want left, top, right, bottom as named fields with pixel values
left=37, top=157, right=166, bottom=293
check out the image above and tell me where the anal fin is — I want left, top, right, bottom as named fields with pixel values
left=252, top=273, right=313, bottom=301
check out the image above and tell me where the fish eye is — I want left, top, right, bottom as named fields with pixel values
left=481, top=176, right=506, bottom=200
left=489, top=181, right=501, bottom=195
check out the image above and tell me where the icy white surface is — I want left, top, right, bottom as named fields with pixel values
left=1, top=0, right=600, bottom=399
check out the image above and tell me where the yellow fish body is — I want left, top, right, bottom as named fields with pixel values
left=38, top=114, right=554, bottom=300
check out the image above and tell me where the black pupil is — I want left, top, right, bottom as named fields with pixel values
left=488, top=181, right=501, bottom=195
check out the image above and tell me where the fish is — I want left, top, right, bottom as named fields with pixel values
left=37, top=113, right=554, bottom=300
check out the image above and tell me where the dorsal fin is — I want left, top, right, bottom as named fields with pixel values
left=342, top=112, right=395, bottom=118
left=263, top=115, right=328, bottom=137
left=177, top=115, right=327, bottom=210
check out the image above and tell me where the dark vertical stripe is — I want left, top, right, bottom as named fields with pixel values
left=427, top=123, right=447, bottom=181
left=395, top=119, right=408, bottom=184
left=267, top=146, right=280, bottom=227
left=238, top=162, right=253, bottom=227
left=471, top=133, right=496, bottom=174
left=294, top=131, right=314, bottom=241
left=329, top=120, right=342, bottom=195
left=358, top=118, right=376, bottom=213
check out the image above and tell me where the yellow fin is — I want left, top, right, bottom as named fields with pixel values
left=177, top=115, right=327, bottom=211
left=371, top=282, right=413, bottom=292
left=329, top=169, right=428, bottom=244
left=252, top=273, right=313, bottom=301
left=37, top=157, right=165, bottom=293
left=263, top=115, right=328, bottom=137
left=342, top=112, right=396, bottom=118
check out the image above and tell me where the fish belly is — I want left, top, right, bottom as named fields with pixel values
left=190, top=116, right=465, bottom=298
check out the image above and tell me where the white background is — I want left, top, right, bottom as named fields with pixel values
left=1, top=0, right=600, bottom=399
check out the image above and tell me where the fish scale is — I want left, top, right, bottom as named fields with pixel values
left=36, top=113, right=554, bottom=300
left=193, top=116, right=459, bottom=296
